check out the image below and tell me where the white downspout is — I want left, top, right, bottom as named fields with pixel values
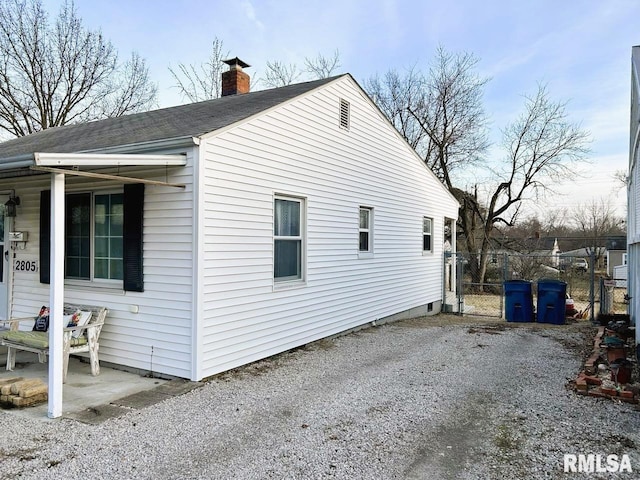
left=48, top=172, right=65, bottom=418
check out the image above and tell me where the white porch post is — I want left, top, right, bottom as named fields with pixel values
left=450, top=218, right=456, bottom=257
left=48, top=172, right=65, bottom=418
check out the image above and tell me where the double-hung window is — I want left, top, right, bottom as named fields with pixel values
left=66, top=192, right=124, bottom=282
left=40, top=183, right=144, bottom=291
left=274, top=196, right=304, bottom=283
left=423, top=217, right=433, bottom=253
left=359, top=207, right=373, bottom=254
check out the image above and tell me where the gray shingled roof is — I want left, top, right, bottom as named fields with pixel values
left=0, top=75, right=343, bottom=160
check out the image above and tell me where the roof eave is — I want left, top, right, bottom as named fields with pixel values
left=75, top=135, right=199, bottom=155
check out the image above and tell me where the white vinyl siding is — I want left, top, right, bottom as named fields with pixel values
left=630, top=47, right=640, bottom=344
left=0, top=154, right=196, bottom=379
left=199, top=76, right=458, bottom=377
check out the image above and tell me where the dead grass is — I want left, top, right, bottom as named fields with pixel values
left=396, top=314, right=504, bottom=329
left=494, top=423, right=522, bottom=451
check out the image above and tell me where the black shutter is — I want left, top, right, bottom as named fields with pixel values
left=123, top=183, right=144, bottom=292
left=39, top=190, right=51, bottom=284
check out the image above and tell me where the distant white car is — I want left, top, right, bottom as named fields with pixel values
left=572, top=259, right=588, bottom=272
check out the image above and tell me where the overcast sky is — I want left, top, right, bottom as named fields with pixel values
left=41, top=0, right=639, bottom=219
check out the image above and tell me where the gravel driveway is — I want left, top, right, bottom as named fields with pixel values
left=1, top=315, right=639, bottom=479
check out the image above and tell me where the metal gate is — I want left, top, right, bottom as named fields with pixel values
left=599, top=276, right=629, bottom=316
left=444, top=252, right=600, bottom=320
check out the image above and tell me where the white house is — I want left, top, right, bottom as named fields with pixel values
left=0, top=61, right=458, bottom=415
left=629, top=46, right=640, bottom=349
left=605, top=236, right=626, bottom=278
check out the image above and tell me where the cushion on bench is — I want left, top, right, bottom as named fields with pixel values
left=1, top=331, right=87, bottom=349
left=67, top=310, right=92, bottom=338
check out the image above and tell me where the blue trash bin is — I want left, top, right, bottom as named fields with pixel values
left=537, top=279, right=567, bottom=324
left=504, top=280, right=534, bottom=322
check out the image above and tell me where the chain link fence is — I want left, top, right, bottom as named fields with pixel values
left=443, top=252, right=628, bottom=320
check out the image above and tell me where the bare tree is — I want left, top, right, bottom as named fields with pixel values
left=169, top=37, right=228, bottom=102
left=613, top=169, right=628, bottom=190
left=365, top=47, right=489, bottom=185
left=398, top=61, right=589, bottom=286
left=173, top=45, right=342, bottom=94
left=364, top=67, right=428, bottom=156
left=367, top=49, right=590, bottom=287
left=0, top=0, right=157, bottom=138
left=261, top=60, right=302, bottom=88
left=105, top=52, right=157, bottom=117
left=261, top=50, right=342, bottom=88
left=410, top=46, right=490, bottom=184
left=304, top=49, right=341, bottom=78
left=459, top=85, right=591, bottom=285
left=573, top=197, right=624, bottom=266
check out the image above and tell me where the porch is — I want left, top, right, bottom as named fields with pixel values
left=0, top=151, right=191, bottom=418
left=0, top=348, right=197, bottom=422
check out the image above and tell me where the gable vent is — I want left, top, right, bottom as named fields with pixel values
left=339, top=98, right=350, bottom=130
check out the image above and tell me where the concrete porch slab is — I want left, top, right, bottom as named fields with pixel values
left=0, top=350, right=201, bottom=422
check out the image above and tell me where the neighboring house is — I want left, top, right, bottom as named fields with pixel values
left=518, top=237, right=561, bottom=267
left=488, top=236, right=560, bottom=276
left=629, top=46, right=640, bottom=348
left=0, top=61, right=459, bottom=386
left=605, top=235, right=627, bottom=277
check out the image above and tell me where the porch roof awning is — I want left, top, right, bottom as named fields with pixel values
left=34, top=152, right=187, bottom=167
left=0, top=152, right=187, bottom=173
left=0, top=152, right=188, bottom=187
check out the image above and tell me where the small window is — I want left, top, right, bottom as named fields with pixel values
left=274, top=196, right=305, bottom=283
left=359, top=207, right=372, bottom=253
left=339, top=99, right=350, bottom=130
left=423, top=217, right=433, bottom=252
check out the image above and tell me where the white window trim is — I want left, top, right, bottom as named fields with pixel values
left=273, top=194, right=306, bottom=289
left=359, top=206, right=373, bottom=258
left=65, top=278, right=125, bottom=292
left=422, top=217, right=433, bottom=255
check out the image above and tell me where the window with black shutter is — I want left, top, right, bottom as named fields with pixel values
left=39, top=183, right=144, bottom=291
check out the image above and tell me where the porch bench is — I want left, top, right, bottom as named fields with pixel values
left=0, top=304, right=108, bottom=383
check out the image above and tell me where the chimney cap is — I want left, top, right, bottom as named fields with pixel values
left=223, top=57, right=251, bottom=69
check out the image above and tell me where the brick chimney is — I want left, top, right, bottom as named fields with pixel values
left=222, top=57, right=250, bottom=96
